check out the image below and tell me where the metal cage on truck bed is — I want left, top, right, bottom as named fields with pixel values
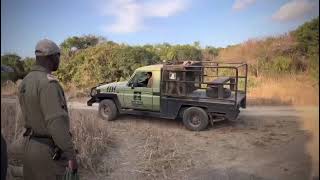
left=161, top=61, right=248, bottom=108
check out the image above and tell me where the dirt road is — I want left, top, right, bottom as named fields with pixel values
left=1, top=97, right=319, bottom=180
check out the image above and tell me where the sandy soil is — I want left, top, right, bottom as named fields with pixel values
left=2, top=97, right=319, bottom=180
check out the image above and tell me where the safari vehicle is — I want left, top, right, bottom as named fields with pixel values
left=87, top=61, right=248, bottom=131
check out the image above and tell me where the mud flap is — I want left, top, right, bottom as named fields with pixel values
left=226, top=109, right=240, bottom=121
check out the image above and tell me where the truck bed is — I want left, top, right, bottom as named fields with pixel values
left=187, top=89, right=246, bottom=105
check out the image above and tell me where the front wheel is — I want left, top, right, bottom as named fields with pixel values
left=182, top=107, right=209, bottom=131
left=98, top=99, right=118, bottom=121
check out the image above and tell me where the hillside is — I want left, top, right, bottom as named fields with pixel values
left=1, top=17, right=319, bottom=105
left=218, top=17, right=319, bottom=79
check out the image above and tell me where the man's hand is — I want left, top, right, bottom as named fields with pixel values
left=68, top=159, right=78, bottom=173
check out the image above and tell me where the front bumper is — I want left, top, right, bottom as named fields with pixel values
left=87, top=97, right=98, bottom=106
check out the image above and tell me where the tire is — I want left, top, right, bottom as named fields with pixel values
left=98, top=99, right=118, bottom=121
left=182, top=107, right=209, bottom=131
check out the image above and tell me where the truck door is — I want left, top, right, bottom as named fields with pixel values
left=123, top=71, right=153, bottom=110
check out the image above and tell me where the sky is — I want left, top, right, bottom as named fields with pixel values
left=1, top=0, right=319, bottom=57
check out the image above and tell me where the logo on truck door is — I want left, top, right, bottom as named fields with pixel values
left=132, top=91, right=143, bottom=106
left=133, top=91, right=141, bottom=100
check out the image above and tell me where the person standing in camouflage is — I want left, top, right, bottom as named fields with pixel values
left=18, top=39, right=78, bottom=180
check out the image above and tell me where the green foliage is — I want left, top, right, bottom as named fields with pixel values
left=7, top=18, right=320, bottom=88
left=272, top=56, right=293, bottom=73
left=56, top=43, right=159, bottom=88
left=60, top=35, right=106, bottom=52
left=1, top=72, right=16, bottom=84
left=254, top=56, right=293, bottom=75
left=55, top=40, right=207, bottom=88
left=236, top=77, right=260, bottom=92
left=205, top=46, right=220, bottom=57
left=292, top=17, right=319, bottom=55
left=193, top=41, right=201, bottom=49
left=142, top=43, right=203, bottom=62
left=23, top=57, right=36, bottom=73
left=291, top=17, right=319, bottom=82
left=1, top=54, right=25, bottom=81
left=309, top=54, right=319, bottom=83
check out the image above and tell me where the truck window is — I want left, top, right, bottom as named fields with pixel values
left=129, top=71, right=152, bottom=87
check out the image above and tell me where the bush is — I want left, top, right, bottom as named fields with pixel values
left=56, top=43, right=160, bottom=88
left=309, top=54, right=319, bottom=84
left=1, top=72, right=17, bottom=84
left=23, top=57, right=36, bottom=73
left=272, top=56, right=293, bottom=73
left=1, top=54, right=25, bottom=81
left=291, top=17, right=319, bottom=55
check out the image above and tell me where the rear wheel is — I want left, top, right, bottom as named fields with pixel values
left=182, top=107, right=209, bottom=131
left=98, top=99, right=118, bottom=121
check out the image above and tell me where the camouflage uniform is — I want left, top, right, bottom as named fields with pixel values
left=18, top=39, right=76, bottom=180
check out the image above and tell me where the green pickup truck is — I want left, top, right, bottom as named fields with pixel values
left=87, top=61, right=248, bottom=131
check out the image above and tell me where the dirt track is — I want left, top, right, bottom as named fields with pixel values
left=73, top=101, right=319, bottom=180
left=1, top=97, right=319, bottom=180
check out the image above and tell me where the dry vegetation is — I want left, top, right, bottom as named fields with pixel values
left=247, top=75, right=319, bottom=106
left=2, top=93, right=318, bottom=180
left=69, top=110, right=113, bottom=176
left=218, top=35, right=297, bottom=65
left=2, top=75, right=318, bottom=106
left=135, top=129, right=193, bottom=179
left=1, top=101, right=194, bottom=179
left=63, top=84, right=90, bottom=102
left=1, top=17, right=318, bottom=180
left=1, top=81, right=89, bottom=102
left=0, top=101, right=114, bottom=178
left=1, top=81, right=19, bottom=97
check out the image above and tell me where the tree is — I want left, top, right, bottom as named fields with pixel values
left=291, top=17, right=319, bottom=55
left=23, top=57, right=36, bottom=73
left=60, top=35, right=107, bottom=51
left=291, top=17, right=319, bottom=82
left=203, top=46, right=220, bottom=60
left=56, top=42, right=161, bottom=88
left=1, top=54, right=25, bottom=81
left=193, top=41, right=201, bottom=49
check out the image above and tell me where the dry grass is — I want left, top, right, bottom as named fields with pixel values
left=1, top=102, right=193, bottom=179
left=0, top=102, right=113, bottom=177
left=1, top=100, right=26, bottom=180
left=64, top=84, right=90, bottom=102
left=248, top=75, right=319, bottom=106
left=1, top=81, right=19, bottom=96
left=69, top=110, right=113, bottom=175
left=1, top=100, right=24, bottom=144
left=2, top=75, right=319, bottom=106
left=135, top=129, right=193, bottom=179
left=1, top=81, right=89, bottom=102
left=217, top=35, right=297, bottom=64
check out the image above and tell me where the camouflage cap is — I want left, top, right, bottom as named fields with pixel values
left=35, top=39, right=60, bottom=56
